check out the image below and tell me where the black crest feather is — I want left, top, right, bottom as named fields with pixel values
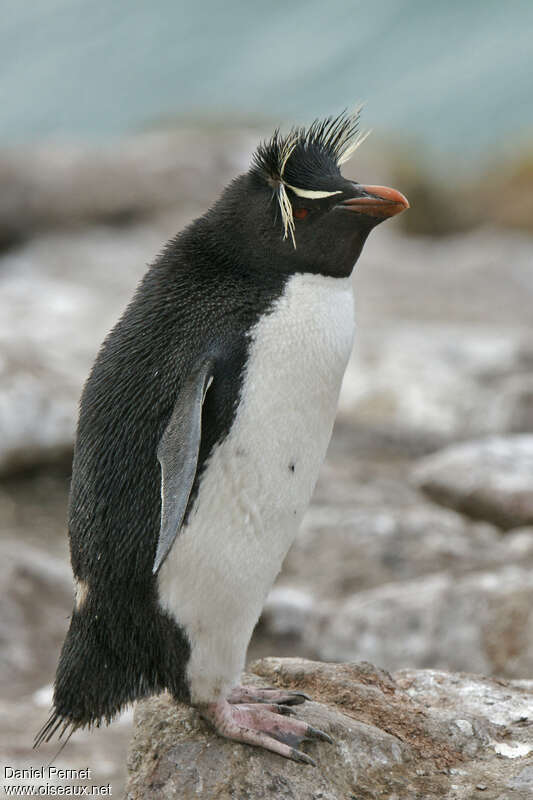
left=251, top=108, right=370, bottom=246
left=252, top=108, right=365, bottom=184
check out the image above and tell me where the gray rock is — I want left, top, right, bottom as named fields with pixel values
left=0, top=538, right=72, bottom=691
left=125, top=657, right=533, bottom=799
left=338, top=227, right=533, bottom=441
left=495, top=373, right=533, bottom=433
left=339, top=324, right=533, bottom=441
left=260, top=498, right=533, bottom=678
left=0, top=223, right=164, bottom=473
left=305, top=565, right=533, bottom=678
left=412, top=435, right=533, bottom=528
left=342, top=326, right=507, bottom=430
left=262, top=586, right=316, bottom=637
left=0, top=130, right=254, bottom=246
left=278, top=502, right=507, bottom=598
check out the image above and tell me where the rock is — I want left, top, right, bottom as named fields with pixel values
left=305, top=565, right=533, bottom=678
left=0, top=223, right=164, bottom=474
left=351, top=227, right=533, bottom=331
left=339, top=324, right=533, bottom=440
left=337, top=227, right=533, bottom=441
left=260, top=497, right=533, bottom=678
left=412, top=435, right=533, bottom=529
left=125, top=657, right=533, bottom=799
left=261, top=586, right=316, bottom=637
left=494, top=373, right=533, bottom=433
left=0, top=130, right=255, bottom=247
left=277, top=502, right=507, bottom=598
left=0, top=538, right=72, bottom=691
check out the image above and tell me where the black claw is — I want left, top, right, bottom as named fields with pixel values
left=255, top=695, right=298, bottom=706
left=291, top=748, right=317, bottom=766
left=277, top=705, right=295, bottom=716
left=282, top=692, right=310, bottom=706
left=307, top=726, right=334, bottom=744
left=292, top=691, right=311, bottom=700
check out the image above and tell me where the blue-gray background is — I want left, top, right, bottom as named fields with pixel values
left=2, top=0, right=532, bottom=166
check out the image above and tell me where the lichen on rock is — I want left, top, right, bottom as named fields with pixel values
left=125, top=657, right=533, bottom=799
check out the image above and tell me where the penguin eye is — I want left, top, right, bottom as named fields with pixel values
left=293, top=207, right=309, bottom=220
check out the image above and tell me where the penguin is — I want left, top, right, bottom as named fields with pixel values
left=35, top=110, right=408, bottom=765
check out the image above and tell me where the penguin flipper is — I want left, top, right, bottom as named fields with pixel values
left=153, top=356, right=214, bottom=574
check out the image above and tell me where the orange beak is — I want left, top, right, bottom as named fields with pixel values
left=341, top=185, right=409, bottom=219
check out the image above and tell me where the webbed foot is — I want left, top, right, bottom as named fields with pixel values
left=197, top=698, right=332, bottom=765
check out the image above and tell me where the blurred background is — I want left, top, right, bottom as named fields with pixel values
left=1, top=0, right=532, bottom=794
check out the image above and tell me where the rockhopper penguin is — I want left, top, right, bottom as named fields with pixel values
left=36, top=111, right=408, bottom=765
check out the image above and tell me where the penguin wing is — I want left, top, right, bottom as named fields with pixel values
left=153, top=357, right=214, bottom=574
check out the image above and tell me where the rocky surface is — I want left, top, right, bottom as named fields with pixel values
left=0, top=130, right=255, bottom=247
left=340, top=227, right=533, bottom=442
left=412, top=435, right=533, bottom=529
left=264, top=517, right=533, bottom=677
left=260, top=436, right=533, bottom=677
left=1, top=130, right=532, bottom=796
left=305, top=564, right=533, bottom=678
left=125, top=657, right=533, bottom=800
left=0, top=223, right=164, bottom=473
left=0, top=538, right=72, bottom=692
left=277, top=502, right=525, bottom=599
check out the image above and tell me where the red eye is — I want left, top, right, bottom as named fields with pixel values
left=293, top=207, right=309, bottom=219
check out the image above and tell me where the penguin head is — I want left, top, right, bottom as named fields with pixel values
left=240, top=110, right=409, bottom=278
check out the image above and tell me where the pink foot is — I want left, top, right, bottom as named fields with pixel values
left=197, top=699, right=332, bottom=765
left=227, top=684, right=311, bottom=706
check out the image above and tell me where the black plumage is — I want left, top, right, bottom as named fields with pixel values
left=36, top=207, right=289, bottom=744
left=36, top=111, right=408, bottom=755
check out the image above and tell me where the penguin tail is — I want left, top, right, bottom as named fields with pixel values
left=34, top=712, right=80, bottom=749
left=32, top=609, right=126, bottom=747
left=34, top=595, right=190, bottom=747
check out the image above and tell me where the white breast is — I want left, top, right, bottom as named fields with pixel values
left=158, top=272, right=355, bottom=703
